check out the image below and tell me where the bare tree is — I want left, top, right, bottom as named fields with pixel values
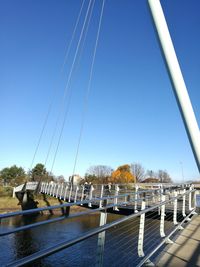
left=86, top=165, right=113, bottom=183
left=146, top=170, right=157, bottom=180
left=130, top=163, right=145, bottom=182
left=157, top=170, right=172, bottom=183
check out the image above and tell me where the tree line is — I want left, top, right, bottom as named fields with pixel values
left=0, top=162, right=172, bottom=187
left=82, top=163, right=172, bottom=184
left=0, top=163, right=65, bottom=187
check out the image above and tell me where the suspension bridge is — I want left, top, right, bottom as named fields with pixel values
left=1, top=0, right=200, bottom=266
left=1, top=181, right=199, bottom=266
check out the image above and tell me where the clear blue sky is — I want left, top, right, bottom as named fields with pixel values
left=0, top=0, right=200, bottom=182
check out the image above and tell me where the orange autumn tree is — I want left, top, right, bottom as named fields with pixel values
left=110, top=164, right=136, bottom=184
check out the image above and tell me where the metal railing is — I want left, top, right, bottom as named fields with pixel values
left=0, top=185, right=197, bottom=266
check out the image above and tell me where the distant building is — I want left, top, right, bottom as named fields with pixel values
left=69, top=174, right=81, bottom=186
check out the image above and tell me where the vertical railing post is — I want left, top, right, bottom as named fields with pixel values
left=173, top=191, right=178, bottom=225
left=52, top=182, right=56, bottom=197
left=47, top=183, right=51, bottom=194
left=80, top=185, right=85, bottom=205
left=113, top=184, right=119, bottom=211
left=42, top=182, right=45, bottom=193
left=53, top=183, right=56, bottom=196
left=59, top=183, right=64, bottom=200
left=160, top=195, right=166, bottom=237
left=68, top=185, right=72, bottom=202
left=48, top=183, right=51, bottom=195
left=138, top=198, right=146, bottom=257
left=99, top=185, right=104, bottom=208
left=56, top=184, right=60, bottom=198
left=12, top=187, right=16, bottom=198
left=64, top=185, right=68, bottom=201
left=188, top=185, right=192, bottom=210
left=88, top=185, right=94, bottom=208
left=134, top=185, right=139, bottom=213
left=190, top=185, right=197, bottom=215
left=40, top=182, right=44, bottom=193
left=74, top=186, right=79, bottom=203
left=158, top=185, right=163, bottom=215
left=44, top=182, right=47, bottom=194
left=182, top=189, right=186, bottom=217
left=95, top=210, right=107, bottom=267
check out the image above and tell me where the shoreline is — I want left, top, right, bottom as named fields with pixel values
left=0, top=196, right=89, bottom=215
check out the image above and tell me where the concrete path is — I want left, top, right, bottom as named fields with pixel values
left=156, top=215, right=200, bottom=267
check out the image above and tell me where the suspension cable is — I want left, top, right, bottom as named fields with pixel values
left=72, top=0, right=106, bottom=176
left=50, top=0, right=93, bottom=174
left=29, top=0, right=86, bottom=170
left=44, top=0, right=95, bottom=167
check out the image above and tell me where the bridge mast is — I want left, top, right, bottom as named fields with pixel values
left=148, top=0, right=200, bottom=173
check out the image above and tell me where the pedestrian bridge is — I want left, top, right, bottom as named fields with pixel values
left=1, top=182, right=199, bottom=266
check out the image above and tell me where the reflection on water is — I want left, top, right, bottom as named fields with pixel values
left=0, top=211, right=175, bottom=266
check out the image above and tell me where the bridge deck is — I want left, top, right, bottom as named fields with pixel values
left=156, top=215, right=200, bottom=267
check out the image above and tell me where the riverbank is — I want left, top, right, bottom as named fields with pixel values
left=0, top=195, right=88, bottom=214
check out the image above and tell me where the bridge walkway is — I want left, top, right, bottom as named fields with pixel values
left=156, top=215, right=200, bottom=267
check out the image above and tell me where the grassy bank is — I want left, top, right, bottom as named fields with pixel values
left=0, top=186, right=87, bottom=214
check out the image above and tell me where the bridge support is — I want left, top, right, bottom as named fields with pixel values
left=15, top=190, right=39, bottom=211
left=148, top=0, right=200, bottom=173
left=95, top=211, right=107, bottom=267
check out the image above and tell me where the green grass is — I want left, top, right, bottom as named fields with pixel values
left=0, top=187, right=87, bottom=214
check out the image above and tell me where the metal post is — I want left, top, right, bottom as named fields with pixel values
left=56, top=184, right=60, bottom=198
left=182, top=189, right=186, bottom=217
left=50, top=183, right=54, bottom=196
left=64, top=185, right=68, bottom=201
left=148, top=0, right=200, bottom=173
left=138, top=200, right=146, bottom=257
left=68, top=185, right=72, bottom=202
left=99, top=185, right=104, bottom=208
left=47, top=183, right=51, bottom=194
left=113, top=185, right=119, bottom=211
left=80, top=185, right=85, bottom=205
left=134, top=185, right=139, bottom=213
left=173, top=191, right=178, bottom=225
left=53, top=183, right=56, bottom=196
left=45, top=183, right=48, bottom=194
left=158, top=189, right=161, bottom=216
left=74, top=186, right=79, bottom=203
left=160, top=195, right=166, bottom=237
left=95, top=211, right=107, bottom=267
left=12, top=187, right=16, bottom=198
left=88, top=185, right=94, bottom=208
left=40, top=182, right=44, bottom=193
left=59, top=183, right=63, bottom=200
left=189, top=186, right=192, bottom=210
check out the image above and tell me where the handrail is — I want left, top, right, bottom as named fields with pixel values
left=136, top=208, right=196, bottom=267
left=0, top=202, right=127, bottom=237
left=4, top=190, right=195, bottom=267
left=0, top=188, right=170, bottom=220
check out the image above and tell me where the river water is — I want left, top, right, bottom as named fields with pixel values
left=0, top=210, right=177, bottom=267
